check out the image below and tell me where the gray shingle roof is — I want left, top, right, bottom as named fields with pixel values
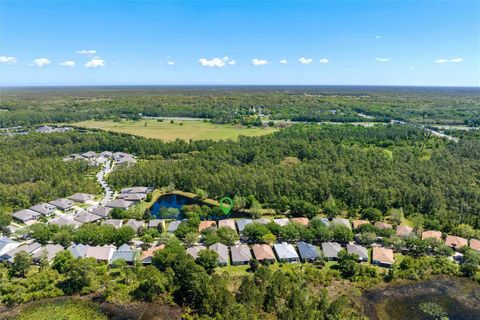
left=30, top=203, right=56, bottom=215
left=90, top=206, right=111, bottom=218
left=68, top=243, right=88, bottom=258
left=236, top=219, right=253, bottom=233
left=168, top=220, right=182, bottom=233
left=125, top=219, right=145, bottom=232
left=321, top=242, right=342, bottom=259
left=103, top=219, right=123, bottom=228
left=274, top=242, right=299, bottom=261
left=346, top=244, right=368, bottom=261
left=12, top=209, right=41, bottom=222
left=186, top=245, right=206, bottom=260
left=209, top=243, right=229, bottom=265
left=74, top=210, right=102, bottom=223
left=49, top=198, right=74, bottom=210
left=297, top=241, right=320, bottom=261
left=32, top=244, right=64, bottom=262
left=69, top=193, right=94, bottom=203
left=231, top=244, right=252, bottom=264
left=332, top=218, right=351, bottom=229
left=106, top=199, right=133, bottom=209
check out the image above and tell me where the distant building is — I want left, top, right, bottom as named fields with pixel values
left=90, top=206, right=111, bottom=218
left=12, top=209, right=41, bottom=223
left=49, top=198, right=74, bottom=211
left=30, top=203, right=56, bottom=216
left=297, top=241, right=320, bottom=262
left=49, top=216, right=83, bottom=229
left=253, top=218, right=271, bottom=225
left=140, top=244, right=165, bottom=264
left=396, top=225, right=413, bottom=237
left=372, top=247, right=394, bottom=267
left=0, top=238, right=20, bottom=257
left=103, top=219, right=123, bottom=229
left=352, top=220, right=370, bottom=229
left=186, top=245, right=206, bottom=260
left=321, top=242, right=342, bottom=261
left=273, top=242, right=300, bottom=263
left=32, top=244, right=64, bottom=263
left=168, top=220, right=182, bottom=233
left=106, top=199, right=133, bottom=210
left=290, top=217, right=309, bottom=226
left=445, top=235, right=468, bottom=250
left=218, top=219, right=237, bottom=232
left=273, top=218, right=290, bottom=227
left=422, top=230, right=442, bottom=241
left=236, top=219, right=253, bottom=233
left=125, top=219, right=145, bottom=233
left=74, top=210, right=102, bottom=224
left=209, top=243, right=229, bottom=266
left=470, top=239, right=480, bottom=252
left=69, top=193, right=95, bottom=203
left=252, top=244, right=276, bottom=263
left=68, top=243, right=88, bottom=259
left=111, top=244, right=138, bottom=265
left=346, top=244, right=369, bottom=262
left=374, top=221, right=392, bottom=230
left=148, top=219, right=166, bottom=230
left=85, top=245, right=116, bottom=262
left=231, top=244, right=252, bottom=265
left=198, top=220, right=216, bottom=233
left=0, top=242, right=41, bottom=263
left=332, top=218, right=351, bottom=230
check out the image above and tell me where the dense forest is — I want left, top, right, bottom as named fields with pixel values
left=108, top=124, right=480, bottom=230
left=1, top=86, right=479, bottom=127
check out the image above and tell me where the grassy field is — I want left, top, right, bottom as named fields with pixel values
left=71, top=119, right=278, bottom=141
left=14, top=299, right=107, bottom=320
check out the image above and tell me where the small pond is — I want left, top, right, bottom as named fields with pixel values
left=148, top=193, right=206, bottom=219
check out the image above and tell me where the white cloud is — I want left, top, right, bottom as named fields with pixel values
left=31, top=58, right=51, bottom=67
left=435, top=59, right=449, bottom=64
left=319, top=58, right=329, bottom=64
left=60, top=60, right=76, bottom=68
left=375, top=57, right=390, bottom=62
left=167, top=61, right=176, bottom=66
left=280, top=59, right=288, bottom=64
left=199, top=57, right=235, bottom=68
left=298, top=57, right=313, bottom=64
left=0, top=56, right=17, bottom=65
left=450, top=57, right=463, bottom=63
left=76, top=49, right=97, bottom=56
left=252, top=58, right=269, bottom=66
left=435, top=57, right=463, bottom=64
left=85, top=57, right=105, bottom=68
left=375, top=35, right=382, bottom=39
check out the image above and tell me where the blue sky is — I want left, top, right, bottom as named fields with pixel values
left=0, top=0, right=479, bottom=86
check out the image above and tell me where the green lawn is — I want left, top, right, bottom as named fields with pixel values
left=71, top=119, right=278, bottom=142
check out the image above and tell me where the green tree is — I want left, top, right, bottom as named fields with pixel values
left=196, top=249, right=218, bottom=274
left=322, top=195, right=340, bottom=219
left=52, top=250, right=74, bottom=274
left=10, top=251, right=32, bottom=277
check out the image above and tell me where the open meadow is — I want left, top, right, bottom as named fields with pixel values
left=71, top=119, right=278, bottom=141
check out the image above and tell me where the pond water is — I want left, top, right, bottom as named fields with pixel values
left=364, top=276, right=480, bottom=320
left=148, top=194, right=203, bottom=219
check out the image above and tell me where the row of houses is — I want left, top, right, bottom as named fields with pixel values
left=63, top=151, right=136, bottom=166
left=184, top=241, right=394, bottom=268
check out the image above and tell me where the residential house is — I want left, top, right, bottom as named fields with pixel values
left=30, top=203, right=56, bottom=216
left=396, top=225, right=413, bottom=237
left=252, top=244, right=276, bottom=263
left=352, top=220, right=370, bottom=229
left=470, top=239, right=480, bottom=252
left=321, top=242, right=342, bottom=261
left=69, top=193, right=95, bottom=203
left=0, top=242, right=41, bottom=263
left=374, top=222, right=393, bottom=230
left=74, top=210, right=102, bottom=223
left=236, top=219, right=253, bottom=233
left=68, top=243, right=88, bottom=259
left=81, top=151, right=97, bottom=159
left=422, top=230, right=443, bottom=241
left=125, top=219, right=145, bottom=233
left=106, top=199, right=133, bottom=210
left=231, top=244, right=252, bottom=265
left=319, top=218, right=330, bottom=227
left=297, top=241, right=321, bottom=262
left=273, top=218, right=290, bottom=227
left=332, top=218, right=352, bottom=229
left=346, top=244, right=369, bottom=262
left=90, top=206, right=111, bottom=218
left=372, top=247, right=394, bottom=267
left=85, top=245, right=116, bottom=262
left=290, top=217, right=309, bottom=226
left=209, top=243, right=229, bottom=266
left=123, top=193, right=146, bottom=202
left=445, top=235, right=468, bottom=250
left=140, top=244, right=165, bottom=264
left=32, top=244, right=64, bottom=263
left=103, top=219, right=123, bottom=229
left=274, top=242, right=300, bottom=263
left=12, top=209, right=41, bottom=223
left=186, top=245, right=206, bottom=260
left=199, top=220, right=216, bottom=233
left=218, top=219, right=237, bottom=232
left=0, top=238, right=20, bottom=257
left=49, top=216, right=82, bottom=229
left=49, top=198, right=74, bottom=211
left=111, top=244, right=138, bottom=265
left=253, top=218, right=271, bottom=225
left=168, top=220, right=182, bottom=233
left=148, top=219, right=166, bottom=230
